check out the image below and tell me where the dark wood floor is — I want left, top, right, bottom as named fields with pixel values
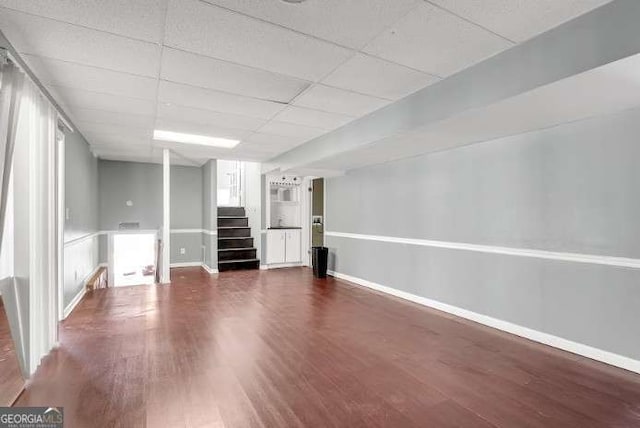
left=15, top=267, right=640, bottom=427
left=0, top=297, right=24, bottom=406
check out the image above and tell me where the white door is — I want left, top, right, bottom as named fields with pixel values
left=285, top=229, right=301, bottom=263
left=267, top=230, right=285, bottom=264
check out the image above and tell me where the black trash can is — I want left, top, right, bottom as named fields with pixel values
left=312, top=246, right=328, bottom=278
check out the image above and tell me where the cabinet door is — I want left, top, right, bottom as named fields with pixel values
left=267, top=231, right=286, bottom=264
left=285, top=229, right=301, bottom=263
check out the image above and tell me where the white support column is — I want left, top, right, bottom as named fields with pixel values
left=162, top=149, right=170, bottom=283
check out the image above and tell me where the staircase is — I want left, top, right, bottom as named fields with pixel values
left=218, top=207, right=260, bottom=271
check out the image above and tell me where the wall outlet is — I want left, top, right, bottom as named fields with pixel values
left=180, top=248, right=186, bottom=255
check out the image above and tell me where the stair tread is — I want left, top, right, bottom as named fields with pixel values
left=218, top=237, right=252, bottom=240
left=218, top=226, right=250, bottom=229
left=218, top=258, right=260, bottom=264
left=218, top=247, right=256, bottom=251
left=218, top=216, right=248, bottom=219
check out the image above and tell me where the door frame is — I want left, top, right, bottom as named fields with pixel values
left=55, top=126, right=65, bottom=325
left=108, top=230, right=158, bottom=287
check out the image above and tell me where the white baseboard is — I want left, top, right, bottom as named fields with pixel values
left=171, top=263, right=219, bottom=274
left=170, top=261, right=203, bottom=268
left=263, top=262, right=303, bottom=269
left=202, top=264, right=219, bottom=274
left=328, top=270, right=640, bottom=375
left=63, top=263, right=102, bottom=319
left=63, top=287, right=86, bottom=319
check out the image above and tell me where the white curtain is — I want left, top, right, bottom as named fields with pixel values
left=0, top=58, right=23, bottom=257
left=10, top=67, right=58, bottom=375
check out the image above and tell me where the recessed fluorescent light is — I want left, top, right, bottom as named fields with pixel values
left=153, top=130, right=239, bottom=148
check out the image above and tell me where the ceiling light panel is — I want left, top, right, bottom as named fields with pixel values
left=293, top=85, right=390, bottom=116
left=429, top=0, right=613, bottom=43
left=323, top=53, right=440, bottom=100
left=363, top=2, right=513, bottom=77
left=0, top=0, right=166, bottom=43
left=164, top=0, right=352, bottom=81
left=160, top=48, right=310, bottom=104
left=24, top=55, right=158, bottom=101
left=153, top=130, right=240, bottom=148
left=154, top=118, right=252, bottom=142
left=158, top=81, right=286, bottom=120
left=0, top=9, right=161, bottom=77
left=272, top=105, right=355, bottom=130
left=202, top=0, right=421, bottom=49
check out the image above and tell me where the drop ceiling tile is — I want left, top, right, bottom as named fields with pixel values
left=76, top=121, right=153, bottom=140
left=0, top=9, right=161, bottom=77
left=257, top=121, right=326, bottom=140
left=156, top=103, right=267, bottom=131
left=245, top=132, right=307, bottom=147
left=158, top=81, right=286, bottom=120
left=154, top=118, right=252, bottom=141
left=97, top=152, right=154, bottom=164
left=92, top=144, right=152, bottom=155
left=24, top=55, right=158, bottom=101
left=152, top=141, right=239, bottom=163
left=430, top=0, right=612, bottom=43
left=164, top=0, right=352, bottom=81
left=323, top=53, right=440, bottom=100
left=363, top=2, right=513, bottom=77
left=0, top=0, right=166, bottom=43
left=47, top=85, right=156, bottom=116
left=68, top=107, right=155, bottom=128
left=201, top=0, right=420, bottom=49
left=292, top=85, right=390, bottom=117
left=272, top=106, right=354, bottom=130
left=236, top=141, right=300, bottom=155
left=160, top=48, right=310, bottom=103
left=86, top=134, right=152, bottom=148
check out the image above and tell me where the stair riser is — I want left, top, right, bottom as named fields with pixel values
left=218, top=217, right=248, bottom=227
left=219, top=228, right=251, bottom=238
left=218, top=238, right=253, bottom=249
left=218, top=249, right=257, bottom=261
left=219, top=259, right=260, bottom=272
left=218, top=207, right=245, bottom=217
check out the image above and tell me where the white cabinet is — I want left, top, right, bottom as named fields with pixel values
left=285, top=229, right=301, bottom=263
left=267, top=230, right=286, bottom=264
left=267, top=229, right=301, bottom=265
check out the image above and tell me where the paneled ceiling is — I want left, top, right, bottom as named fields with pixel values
left=0, top=0, right=611, bottom=165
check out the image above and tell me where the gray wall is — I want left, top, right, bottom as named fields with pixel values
left=170, top=165, right=203, bottom=264
left=98, top=160, right=162, bottom=231
left=326, top=106, right=640, bottom=361
left=63, top=131, right=98, bottom=308
left=98, top=160, right=205, bottom=265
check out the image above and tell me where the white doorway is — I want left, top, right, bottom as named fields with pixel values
left=110, top=233, right=157, bottom=287
left=217, top=160, right=243, bottom=207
